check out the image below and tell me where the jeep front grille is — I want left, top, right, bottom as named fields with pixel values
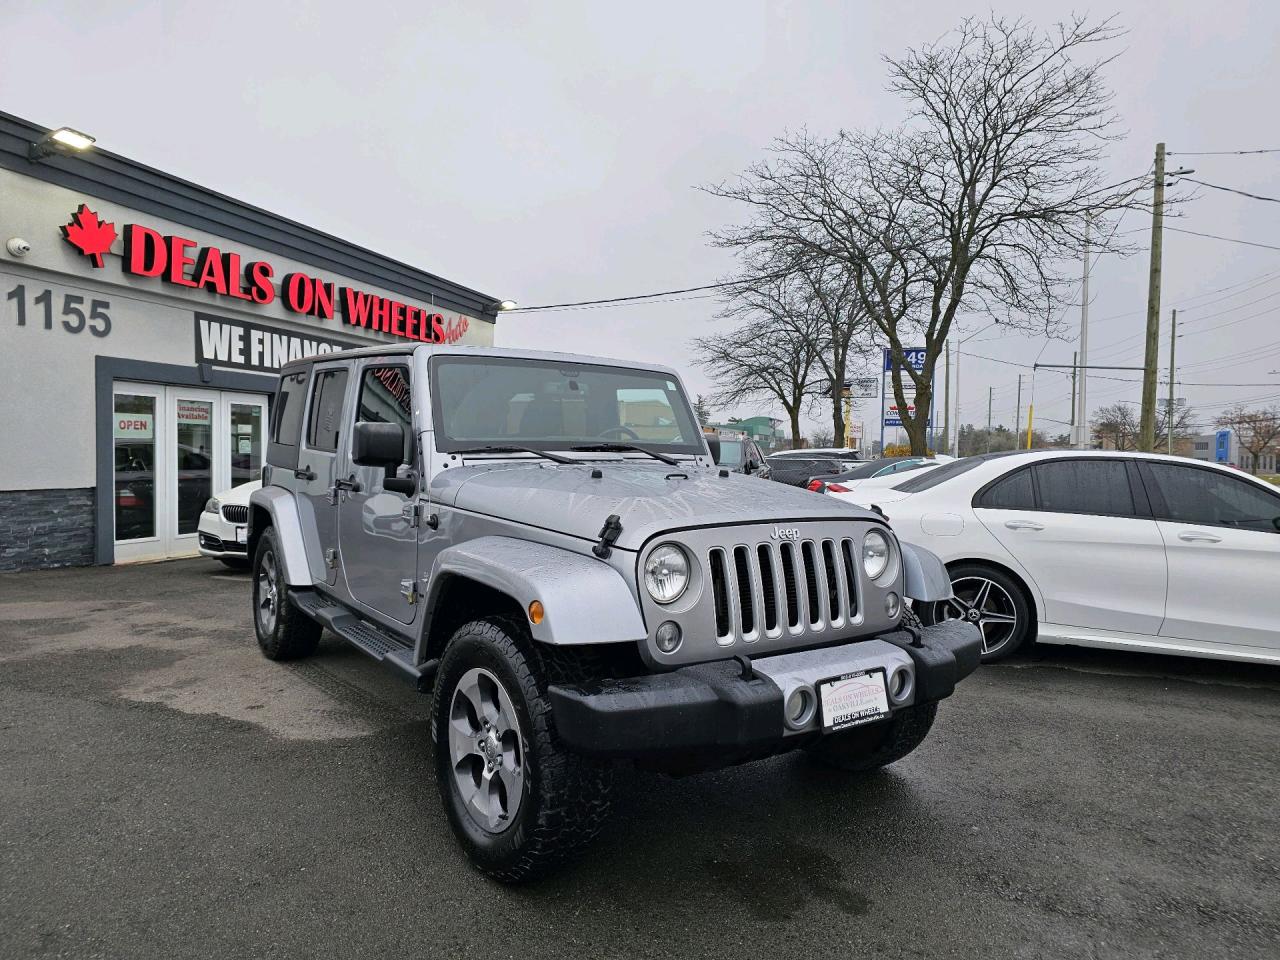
left=221, top=504, right=249, bottom=524
left=708, top=537, right=859, bottom=645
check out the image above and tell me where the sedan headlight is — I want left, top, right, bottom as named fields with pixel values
left=862, top=530, right=892, bottom=580
left=204, top=498, right=220, bottom=514
left=644, top=544, right=690, bottom=604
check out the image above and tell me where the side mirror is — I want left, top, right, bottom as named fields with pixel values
left=705, top=436, right=721, bottom=463
left=353, top=421, right=406, bottom=468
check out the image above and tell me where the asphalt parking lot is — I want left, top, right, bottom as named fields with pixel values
left=2, top=559, right=1278, bottom=960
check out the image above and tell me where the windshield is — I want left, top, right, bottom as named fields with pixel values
left=891, top=451, right=1023, bottom=492
left=430, top=355, right=704, bottom=454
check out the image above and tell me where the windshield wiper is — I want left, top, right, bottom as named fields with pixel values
left=453, top=445, right=576, bottom=465
left=569, top=442, right=680, bottom=466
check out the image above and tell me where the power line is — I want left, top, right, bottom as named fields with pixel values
left=1178, top=177, right=1280, bottom=204
left=504, top=277, right=776, bottom=313
left=1167, top=148, right=1280, bottom=156
left=1164, top=227, right=1280, bottom=252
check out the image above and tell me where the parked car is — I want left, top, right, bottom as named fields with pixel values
left=830, top=449, right=1280, bottom=666
left=198, top=480, right=261, bottom=568
left=765, top=454, right=852, bottom=487
left=770, top=447, right=863, bottom=460
left=246, top=344, right=980, bottom=881
left=806, top=457, right=934, bottom=494
left=711, top=436, right=771, bottom=479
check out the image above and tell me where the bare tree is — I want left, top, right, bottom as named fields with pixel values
left=691, top=310, right=823, bottom=449
left=706, top=15, right=1141, bottom=453
left=1155, top=402, right=1196, bottom=447
left=1217, top=405, right=1280, bottom=474
left=692, top=394, right=712, bottom=425
left=1092, top=402, right=1138, bottom=450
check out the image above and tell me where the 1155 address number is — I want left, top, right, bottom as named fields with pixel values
left=6, top=284, right=111, bottom=337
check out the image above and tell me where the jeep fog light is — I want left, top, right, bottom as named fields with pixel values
left=644, top=544, right=690, bottom=604
left=655, top=620, right=682, bottom=653
left=885, top=592, right=901, bottom=619
left=862, top=530, right=890, bottom=580
left=785, top=686, right=816, bottom=729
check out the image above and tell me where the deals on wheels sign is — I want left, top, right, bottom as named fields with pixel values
left=882, top=348, right=932, bottom=428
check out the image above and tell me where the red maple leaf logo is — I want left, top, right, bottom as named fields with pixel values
left=62, top=204, right=117, bottom=267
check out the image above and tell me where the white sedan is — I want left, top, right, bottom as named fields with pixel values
left=828, top=450, right=1280, bottom=665
left=197, top=480, right=260, bottom=568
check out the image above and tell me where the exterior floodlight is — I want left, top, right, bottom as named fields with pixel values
left=497, top=300, right=518, bottom=311
left=29, top=127, right=96, bottom=161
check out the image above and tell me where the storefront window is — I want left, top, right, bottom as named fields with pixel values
left=230, top=403, right=264, bottom=487
left=176, top=398, right=213, bottom=535
left=114, top=394, right=156, bottom=541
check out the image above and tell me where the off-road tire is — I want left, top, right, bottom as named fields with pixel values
left=804, top=702, right=938, bottom=772
left=219, top=557, right=249, bottom=571
left=432, top=617, right=614, bottom=883
left=251, top=526, right=321, bottom=661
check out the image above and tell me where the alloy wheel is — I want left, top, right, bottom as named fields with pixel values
left=934, top=575, right=1019, bottom=656
left=448, top=667, right=526, bottom=833
left=256, top=548, right=279, bottom=635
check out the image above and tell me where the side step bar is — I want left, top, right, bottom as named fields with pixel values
left=290, top=589, right=438, bottom=690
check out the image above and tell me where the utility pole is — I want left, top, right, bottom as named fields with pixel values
left=942, top=341, right=951, bottom=455
left=1077, top=215, right=1090, bottom=448
left=1138, top=146, right=1194, bottom=449
left=986, top=386, right=993, bottom=453
left=1138, top=143, right=1166, bottom=451
left=1015, top=375, right=1023, bottom=449
left=1167, top=308, right=1178, bottom=454
left=1070, top=349, right=1078, bottom=443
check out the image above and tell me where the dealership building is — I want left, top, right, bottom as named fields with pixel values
left=0, top=111, right=500, bottom=571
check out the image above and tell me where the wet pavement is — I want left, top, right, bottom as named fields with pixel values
left=2, top=558, right=1277, bottom=959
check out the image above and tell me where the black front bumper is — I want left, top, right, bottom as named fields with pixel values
left=548, top=620, right=981, bottom=771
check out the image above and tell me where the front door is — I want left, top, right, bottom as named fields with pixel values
left=976, top=458, right=1167, bottom=635
left=296, top=364, right=350, bottom=585
left=113, top=382, right=270, bottom=563
left=1139, top=460, right=1280, bottom=652
left=338, top=361, right=418, bottom=624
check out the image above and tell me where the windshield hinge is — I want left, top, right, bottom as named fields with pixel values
left=592, top=514, right=623, bottom=559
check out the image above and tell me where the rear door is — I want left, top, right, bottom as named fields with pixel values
left=297, top=364, right=351, bottom=585
left=1138, top=461, right=1280, bottom=651
left=338, top=361, right=419, bottom=624
left=975, top=457, right=1167, bottom=635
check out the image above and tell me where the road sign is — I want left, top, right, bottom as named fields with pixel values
left=850, top=377, right=879, bottom=400
left=881, top=348, right=932, bottom=428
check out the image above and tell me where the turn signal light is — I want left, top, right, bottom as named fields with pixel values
left=528, top=600, right=545, bottom=625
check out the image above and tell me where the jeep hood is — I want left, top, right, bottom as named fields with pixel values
left=432, top=460, right=879, bottom=551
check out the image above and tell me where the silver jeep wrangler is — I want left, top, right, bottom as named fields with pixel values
left=248, top=344, right=980, bottom=881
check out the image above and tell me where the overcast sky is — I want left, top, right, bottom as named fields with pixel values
left=5, top=1, right=1279, bottom=443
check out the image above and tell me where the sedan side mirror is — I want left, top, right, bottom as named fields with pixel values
left=353, top=421, right=406, bottom=468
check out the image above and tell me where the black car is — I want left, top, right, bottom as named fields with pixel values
left=764, top=455, right=851, bottom=487
left=713, top=437, right=771, bottom=479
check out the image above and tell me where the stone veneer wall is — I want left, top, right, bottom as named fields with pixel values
left=0, top=488, right=96, bottom=571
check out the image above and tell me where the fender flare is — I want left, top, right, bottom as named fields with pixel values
left=248, top=486, right=314, bottom=587
left=899, top=541, right=954, bottom=602
left=425, top=536, right=646, bottom=646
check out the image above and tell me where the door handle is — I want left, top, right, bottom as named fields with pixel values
left=294, top=465, right=316, bottom=481
left=1004, top=519, right=1044, bottom=531
left=334, top=474, right=362, bottom=493
left=1178, top=530, right=1222, bottom=543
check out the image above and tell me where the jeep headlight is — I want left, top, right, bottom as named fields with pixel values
left=644, top=544, right=690, bottom=604
left=862, top=530, right=891, bottom=580
left=204, top=497, right=220, bottom=514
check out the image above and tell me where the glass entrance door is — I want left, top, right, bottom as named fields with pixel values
left=112, top=383, right=269, bottom=563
